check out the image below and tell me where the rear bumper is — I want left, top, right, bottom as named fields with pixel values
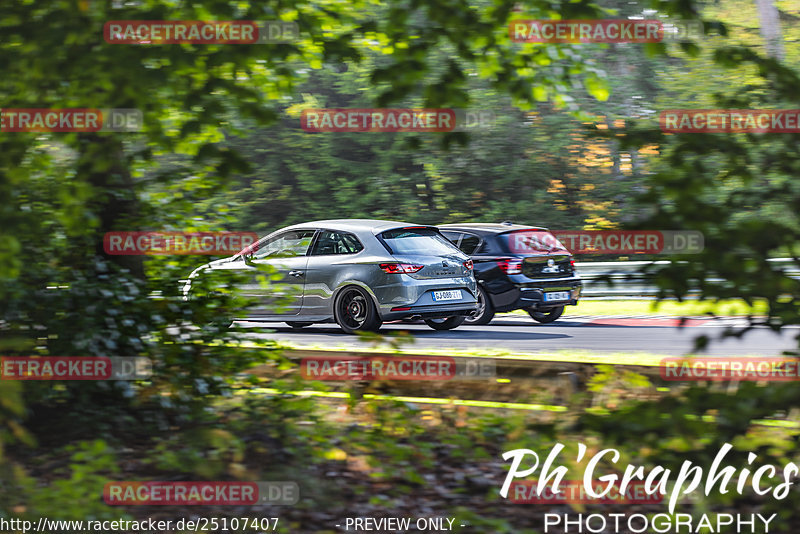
left=517, top=285, right=581, bottom=310
left=488, top=277, right=582, bottom=312
left=381, top=302, right=478, bottom=322
left=373, top=275, right=478, bottom=320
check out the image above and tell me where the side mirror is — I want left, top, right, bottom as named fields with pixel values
left=240, top=243, right=257, bottom=258
left=238, top=244, right=258, bottom=266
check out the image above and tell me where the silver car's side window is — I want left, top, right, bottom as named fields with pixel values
left=310, top=230, right=364, bottom=256
left=441, top=231, right=481, bottom=255
left=440, top=231, right=463, bottom=247
left=458, top=233, right=481, bottom=254
left=253, top=230, right=316, bottom=259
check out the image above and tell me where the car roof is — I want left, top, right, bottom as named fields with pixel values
left=438, top=222, right=549, bottom=234
left=286, top=219, right=433, bottom=234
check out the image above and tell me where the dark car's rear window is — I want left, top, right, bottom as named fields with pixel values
left=500, top=230, right=569, bottom=255
left=380, top=228, right=461, bottom=255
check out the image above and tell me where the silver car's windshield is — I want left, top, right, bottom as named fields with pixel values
left=380, top=228, right=461, bottom=255
left=251, top=229, right=316, bottom=259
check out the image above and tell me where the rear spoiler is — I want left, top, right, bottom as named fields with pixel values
left=373, top=225, right=438, bottom=235
left=497, top=227, right=550, bottom=235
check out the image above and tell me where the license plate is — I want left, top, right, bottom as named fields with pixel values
left=544, top=291, right=570, bottom=302
left=432, top=290, right=461, bottom=301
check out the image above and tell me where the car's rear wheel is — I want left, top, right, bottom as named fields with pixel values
left=527, top=306, right=564, bottom=323
left=334, top=286, right=382, bottom=334
left=286, top=321, right=313, bottom=328
left=464, top=285, right=494, bottom=325
left=424, top=316, right=466, bottom=330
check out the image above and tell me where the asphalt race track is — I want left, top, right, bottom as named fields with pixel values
left=237, top=314, right=800, bottom=356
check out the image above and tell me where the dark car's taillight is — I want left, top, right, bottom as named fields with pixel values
left=570, top=258, right=575, bottom=268
left=463, top=259, right=473, bottom=270
left=496, top=259, right=523, bottom=275
left=379, top=263, right=424, bottom=274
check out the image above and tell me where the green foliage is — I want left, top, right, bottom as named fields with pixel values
left=586, top=364, right=654, bottom=410
left=619, top=50, right=800, bottom=346
left=150, top=429, right=246, bottom=479
left=17, top=440, right=124, bottom=522
left=1, top=0, right=800, bottom=527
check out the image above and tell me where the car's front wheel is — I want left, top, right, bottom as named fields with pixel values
left=334, top=286, right=382, bottom=334
left=424, top=316, right=466, bottom=330
left=464, top=285, right=494, bottom=325
left=527, top=306, right=564, bottom=323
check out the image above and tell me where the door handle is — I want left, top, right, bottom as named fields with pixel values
left=288, top=270, right=304, bottom=278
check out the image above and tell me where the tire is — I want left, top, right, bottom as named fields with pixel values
left=527, top=306, right=564, bottom=323
left=463, top=285, right=494, bottom=325
left=334, top=286, right=382, bottom=334
left=286, top=321, right=313, bottom=328
left=424, top=316, right=466, bottom=330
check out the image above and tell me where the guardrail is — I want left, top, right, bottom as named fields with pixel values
left=575, top=258, right=800, bottom=298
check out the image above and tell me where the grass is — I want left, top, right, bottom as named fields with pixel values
left=232, top=339, right=770, bottom=368
left=543, top=298, right=768, bottom=317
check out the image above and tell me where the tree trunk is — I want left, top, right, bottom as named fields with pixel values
left=78, top=134, right=145, bottom=278
left=754, top=0, right=785, bottom=59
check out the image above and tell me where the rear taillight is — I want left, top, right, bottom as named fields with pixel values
left=570, top=258, right=575, bottom=268
left=496, top=259, right=523, bottom=275
left=463, top=259, right=473, bottom=270
left=379, top=263, right=424, bottom=274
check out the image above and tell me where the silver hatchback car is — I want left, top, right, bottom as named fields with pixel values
left=183, top=220, right=478, bottom=333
